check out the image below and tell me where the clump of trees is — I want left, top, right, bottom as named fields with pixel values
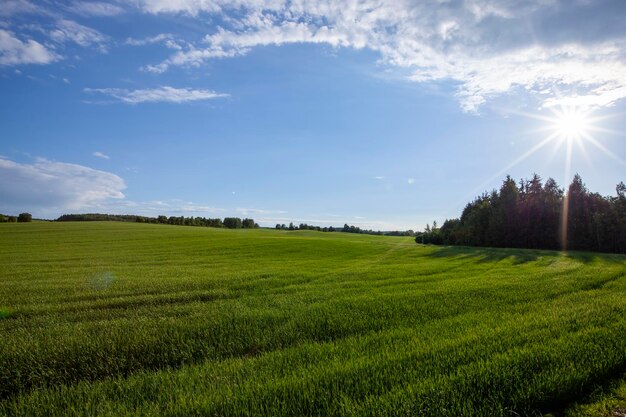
left=416, top=174, right=626, bottom=254
left=276, top=223, right=338, bottom=232
left=339, top=223, right=414, bottom=236
left=0, top=213, right=30, bottom=222
left=17, top=213, right=32, bottom=222
left=152, top=216, right=226, bottom=228
left=275, top=222, right=414, bottom=236
left=58, top=214, right=141, bottom=222
left=57, top=213, right=258, bottom=229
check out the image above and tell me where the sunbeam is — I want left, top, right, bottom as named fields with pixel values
left=581, top=131, right=625, bottom=165
left=465, top=132, right=559, bottom=201
left=461, top=104, right=623, bottom=250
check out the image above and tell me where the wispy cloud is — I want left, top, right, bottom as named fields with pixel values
left=83, top=86, right=229, bottom=104
left=70, top=2, right=124, bottom=17
left=407, top=178, right=415, bottom=185
left=136, top=0, right=626, bottom=112
left=179, top=204, right=224, bottom=213
left=235, top=207, right=287, bottom=216
left=126, top=33, right=185, bottom=50
left=93, top=151, right=110, bottom=159
left=0, top=29, right=58, bottom=66
left=49, top=19, right=108, bottom=52
left=255, top=214, right=408, bottom=231
left=0, top=156, right=125, bottom=214
left=1, top=10, right=109, bottom=66
left=94, top=199, right=226, bottom=216
left=0, top=0, right=41, bottom=17
left=142, top=46, right=243, bottom=74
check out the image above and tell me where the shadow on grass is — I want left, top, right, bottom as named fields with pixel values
left=544, top=370, right=626, bottom=417
left=422, top=245, right=544, bottom=265
left=421, top=245, right=625, bottom=266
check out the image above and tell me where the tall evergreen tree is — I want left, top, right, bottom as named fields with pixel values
left=417, top=173, right=624, bottom=254
left=565, top=174, right=593, bottom=250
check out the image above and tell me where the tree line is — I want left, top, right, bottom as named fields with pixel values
left=9, top=212, right=416, bottom=235
left=416, top=174, right=626, bottom=254
left=275, top=222, right=415, bottom=236
left=57, top=213, right=258, bottom=229
left=0, top=213, right=32, bottom=223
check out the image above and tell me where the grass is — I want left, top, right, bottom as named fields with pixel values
left=0, top=221, right=625, bottom=416
left=558, top=375, right=626, bottom=417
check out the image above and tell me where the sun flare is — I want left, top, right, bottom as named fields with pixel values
left=475, top=104, right=624, bottom=206
left=552, top=108, right=591, bottom=141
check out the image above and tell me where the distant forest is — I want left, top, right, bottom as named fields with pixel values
left=417, top=174, right=626, bottom=254
left=7, top=173, right=624, bottom=254
left=274, top=222, right=414, bottom=236
left=54, top=214, right=414, bottom=236
left=57, top=214, right=258, bottom=229
left=0, top=213, right=32, bottom=223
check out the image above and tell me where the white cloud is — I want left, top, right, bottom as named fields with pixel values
left=49, top=19, right=108, bottom=52
left=101, top=199, right=226, bottom=216
left=0, top=0, right=40, bottom=17
left=93, top=151, right=110, bottom=159
left=84, top=86, right=229, bottom=104
left=142, top=45, right=244, bottom=73
left=374, top=176, right=384, bottom=180
left=71, top=2, right=124, bottom=17
left=0, top=29, right=58, bottom=65
left=1, top=16, right=109, bottom=66
left=136, top=0, right=626, bottom=112
left=126, top=33, right=185, bottom=50
left=235, top=207, right=287, bottom=215
left=179, top=204, right=224, bottom=213
left=407, top=178, right=415, bottom=185
left=0, top=156, right=126, bottom=215
left=542, top=84, right=626, bottom=109
left=134, top=0, right=223, bottom=15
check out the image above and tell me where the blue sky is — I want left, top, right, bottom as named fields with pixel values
left=1, top=0, right=625, bottom=230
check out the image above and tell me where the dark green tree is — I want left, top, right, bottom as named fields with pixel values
left=17, top=213, right=32, bottom=223
left=565, top=174, right=594, bottom=250
left=542, top=178, right=563, bottom=250
left=486, top=176, right=519, bottom=247
left=242, top=218, right=256, bottom=228
left=224, top=217, right=243, bottom=229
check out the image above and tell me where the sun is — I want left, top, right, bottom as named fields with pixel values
left=472, top=104, right=623, bottom=198
left=551, top=107, right=591, bottom=141
left=472, top=103, right=623, bottom=252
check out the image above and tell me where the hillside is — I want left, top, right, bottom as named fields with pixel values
left=1, top=222, right=625, bottom=416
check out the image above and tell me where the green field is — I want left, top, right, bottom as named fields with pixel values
left=1, top=222, right=625, bottom=416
